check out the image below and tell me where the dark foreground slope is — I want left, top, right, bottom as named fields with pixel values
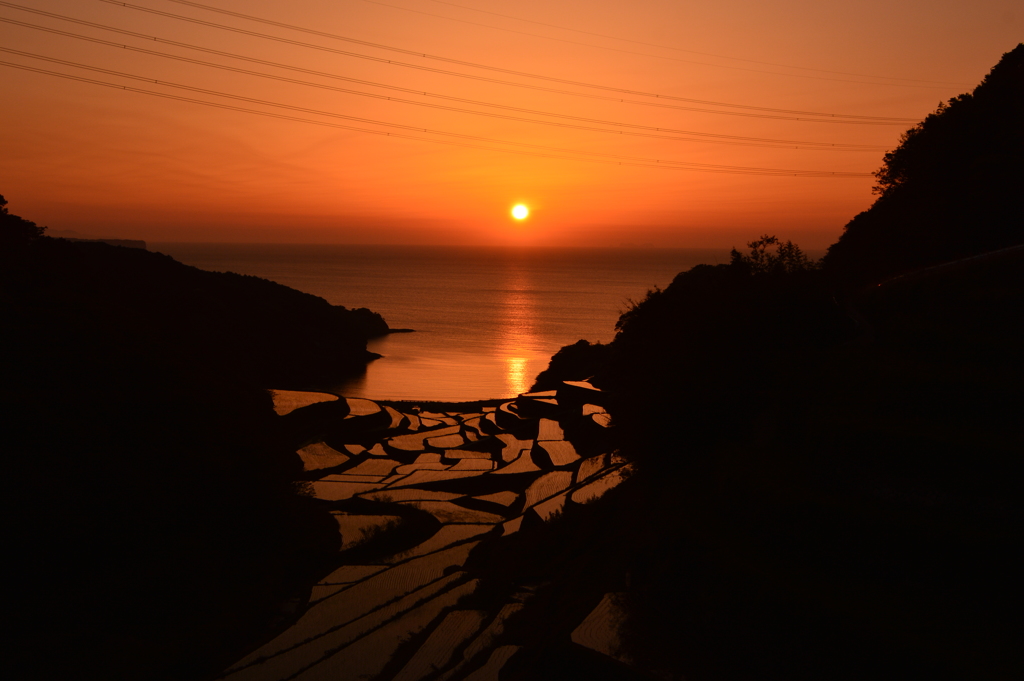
left=601, top=250, right=1022, bottom=679
left=1, top=201, right=388, bottom=679
left=527, top=46, right=1023, bottom=679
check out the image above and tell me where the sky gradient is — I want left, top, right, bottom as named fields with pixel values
left=2, top=0, right=1020, bottom=247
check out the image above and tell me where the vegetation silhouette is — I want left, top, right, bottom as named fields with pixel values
left=0, top=193, right=46, bottom=246
left=530, top=339, right=610, bottom=392
left=521, top=45, right=1023, bottom=680
left=825, top=43, right=1023, bottom=284
left=1, top=198, right=396, bottom=680
left=729, top=233, right=818, bottom=275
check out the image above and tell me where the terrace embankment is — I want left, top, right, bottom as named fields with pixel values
left=220, top=383, right=635, bottom=680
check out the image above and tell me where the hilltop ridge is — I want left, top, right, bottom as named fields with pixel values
left=824, top=43, right=1023, bottom=284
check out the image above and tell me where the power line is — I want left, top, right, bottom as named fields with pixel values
left=159, top=0, right=921, bottom=118
left=365, top=0, right=965, bottom=88
left=69, top=0, right=910, bottom=125
left=98, top=0, right=918, bottom=123
left=1, top=3, right=886, bottom=128
left=0, top=16, right=886, bottom=152
left=0, top=54, right=873, bottom=177
left=419, top=0, right=965, bottom=85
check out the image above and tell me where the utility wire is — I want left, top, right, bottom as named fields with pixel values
left=5, top=2, right=889, bottom=127
left=98, top=0, right=917, bottom=123
left=0, top=53, right=872, bottom=177
left=61, top=0, right=910, bottom=125
left=417, top=0, right=964, bottom=85
left=0, top=16, right=886, bottom=152
left=1, top=2, right=904, bottom=126
left=0, top=60, right=646, bottom=169
left=365, top=0, right=965, bottom=88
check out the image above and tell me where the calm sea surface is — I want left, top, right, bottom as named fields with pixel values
left=153, top=244, right=730, bottom=401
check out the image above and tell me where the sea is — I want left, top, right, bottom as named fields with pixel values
left=153, top=244, right=732, bottom=402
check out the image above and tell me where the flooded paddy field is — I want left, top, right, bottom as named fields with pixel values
left=231, top=385, right=637, bottom=680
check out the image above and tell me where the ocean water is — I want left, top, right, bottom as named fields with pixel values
left=153, top=244, right=731, bottom=401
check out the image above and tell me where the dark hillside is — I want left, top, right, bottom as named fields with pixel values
left=604, top=249, right=846, bottom=456
left=1, top=197, right=385, bottom=679
left=7, top=346, right=341, bottom=680
left=602, top=248, right=1022, bottom=679
left=526, top=47, right=1023, bottom=679
left=824, top=43, right=1023, bottom=284
left=3, top=228, right=388, bottom=388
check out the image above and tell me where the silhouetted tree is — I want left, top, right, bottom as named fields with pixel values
left=0, top=193, right=46, bottom=248
left=730, top=234, right=817, bottom=275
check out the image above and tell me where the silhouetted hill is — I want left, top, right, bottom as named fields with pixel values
left=527, top=48, right=1023, bottom=679
left=824, top=43, right=1024, bottom=285
left=591, top=245, right=1022, bottom=679
left=531, top=339, right=610, bottom=392
left=3, top=232, right=389, bottom=388
left=1, top=199, right=389, bottom=679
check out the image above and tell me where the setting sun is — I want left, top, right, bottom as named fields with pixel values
left=512, top=204, right=529, bottom=220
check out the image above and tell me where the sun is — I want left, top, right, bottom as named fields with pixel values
left=511, top=204, right=529, bottom=220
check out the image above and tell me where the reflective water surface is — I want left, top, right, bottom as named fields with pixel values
left=155, top=244, right=730, bottom=401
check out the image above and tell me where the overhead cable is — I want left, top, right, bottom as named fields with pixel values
left=95, top=0, right=917, bottom=123
left=1, top=1, right=883, bottom=126
left=0, top=16, right=886, bottom=152
left=418, top=0, right=965, bottom=85
left=0, top=54, right=872, bottom=177
left=365, top=0, right=965, bottom=88
left=3, top=0, right=906, bottom=125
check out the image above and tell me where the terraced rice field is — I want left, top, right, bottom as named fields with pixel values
left=270, top=389, right=340, bottom=416
left=225, top=382, right=631, bottom=680
left=297, top=442, right=351, bottom=472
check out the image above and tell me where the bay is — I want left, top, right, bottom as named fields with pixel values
left=153, top=244, right=730, bottom=401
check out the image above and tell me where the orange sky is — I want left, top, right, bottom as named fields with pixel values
left=1, top=0, right=1020, bottom=248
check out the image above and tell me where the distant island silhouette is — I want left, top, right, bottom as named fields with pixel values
left=63, top=236, right=148, bottom=249
left=5, top=43, right=1022, bottom=681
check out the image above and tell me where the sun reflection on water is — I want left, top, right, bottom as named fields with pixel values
left=505, top=356, right=529, bottom=395
left=498, top=264, right=542, bottom=396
